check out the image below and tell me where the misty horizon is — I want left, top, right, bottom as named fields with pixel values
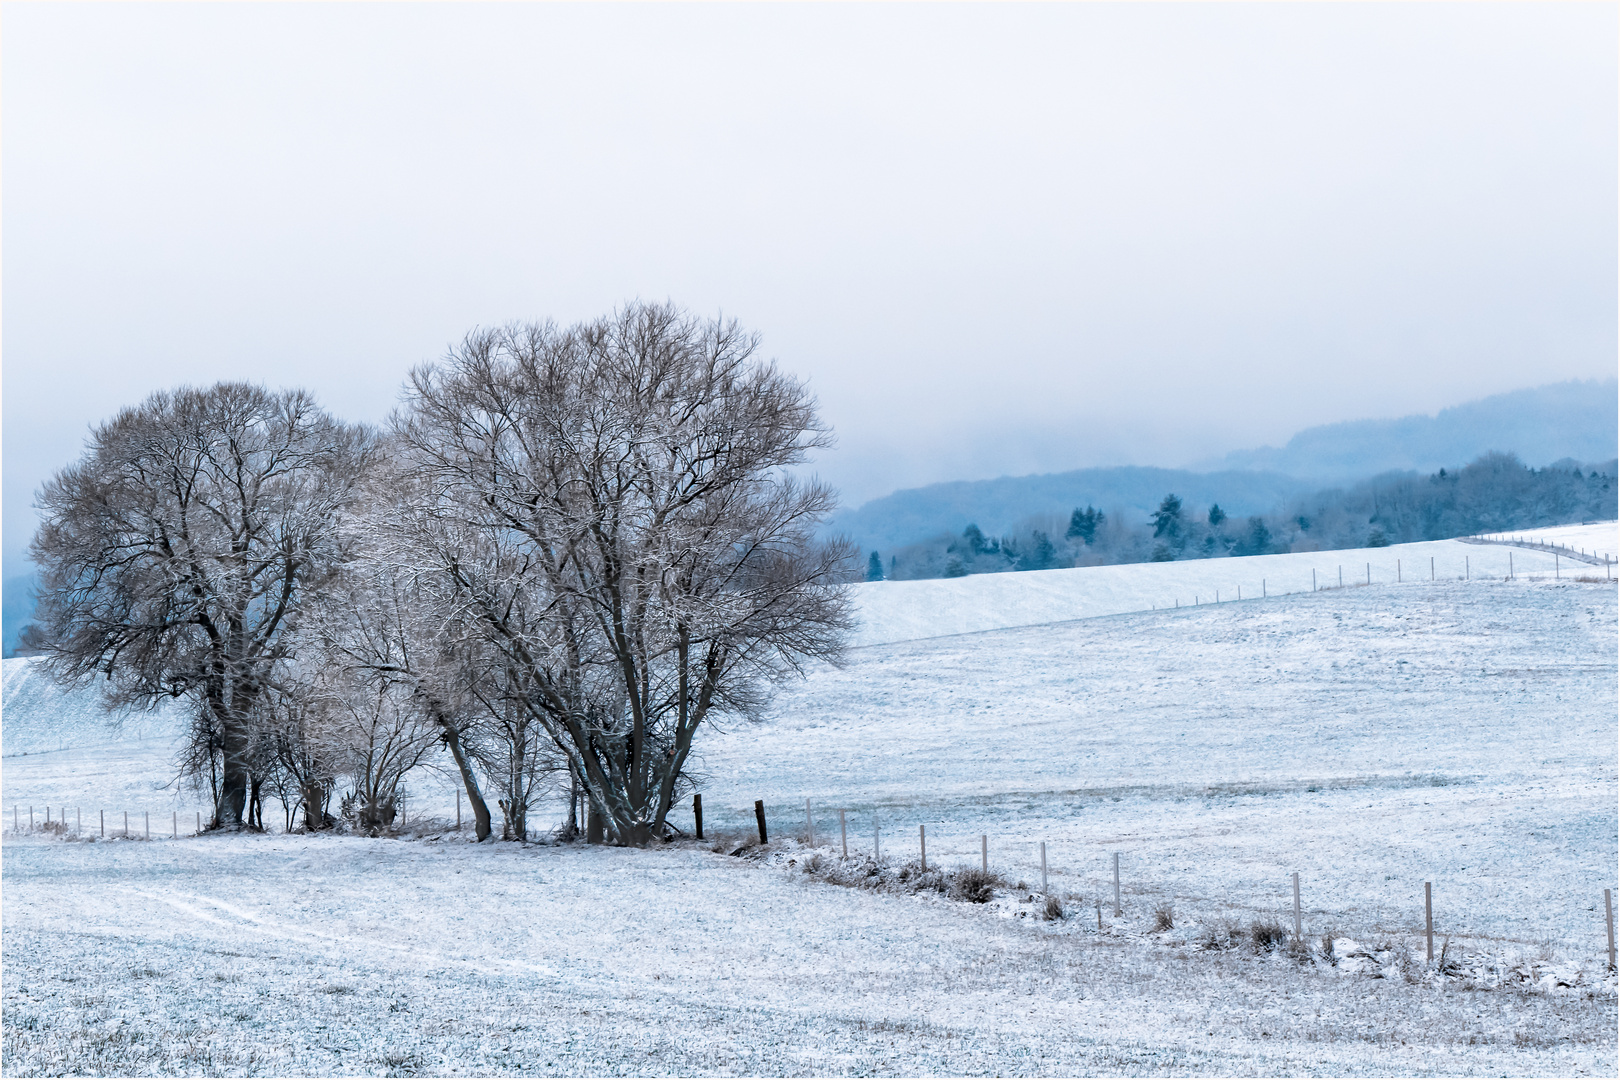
left=4, top=4, right=1615, bottom=572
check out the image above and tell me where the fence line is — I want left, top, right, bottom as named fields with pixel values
left=713, top=798, right=1618, bottom=971
left=7, top=805, right=208, bottom=840
left=10, top=796, right=1616, bottom=973
left=1150, top=545, right=1614, bottom=612
left=1460, top=534, right=1615, bottom=569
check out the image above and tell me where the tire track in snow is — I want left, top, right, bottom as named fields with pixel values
left=125, top=888, right=560, bottom=979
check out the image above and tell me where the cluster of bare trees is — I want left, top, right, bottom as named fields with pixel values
left=29, top=303, right=853, bottom=844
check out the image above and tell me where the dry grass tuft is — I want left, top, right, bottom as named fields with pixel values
left=1248, top=918, right=1290, bottom=953
left=950, top=866, right=1001, bottom=904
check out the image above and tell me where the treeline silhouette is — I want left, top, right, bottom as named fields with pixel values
left=871, top=452, right=1617, bottom=581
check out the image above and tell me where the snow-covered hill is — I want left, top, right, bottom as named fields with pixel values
left=2, top=658, right=187, bottom=756
left=848, top=526, right=1611, bottom=647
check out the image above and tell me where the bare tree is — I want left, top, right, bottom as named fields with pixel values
left=309, top=477, right=503, bottom=840
left=396, top=303, right=854, bottom=845
left=260, top=682, right=341, bottom=831
left=28, top=383, right=372, bottom=828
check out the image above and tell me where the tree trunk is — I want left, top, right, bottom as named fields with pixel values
left=566, top=768, right=580, bottom=838
left=439, top=717, right=492, bottom=841
left=300, top=781, right=333, bottom=831
left=217, top=758, right=250, bottom=828
left=248, top=775, right=264, bottom=831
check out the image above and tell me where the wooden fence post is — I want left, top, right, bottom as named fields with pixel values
left=1465, top=556, right=1469, bottom=580
left=1606, top=888, right=1616, bottom=972
left=1366, top=562, right=1370, bottom=585
left=197, top=811, right=201, bottom=835
left=693, top=793, right=704, bottom=841
left=1397, top=559, right=1401, bottom=582
left=1509, top=552, right=1513, bottom=579
left=172, top=811, right=177, bottom=839
left=919, top=824, right=927, bottom=871
left=806, top=798, right=814, bottom=847
left=1312, top=569, right=1317, bottom=591
left=1425, top=882, right=1434, bottom=962
left=754, top=799, right=768, bottom=844
left=1338, top=566, right=1343, bottom=588
left=874, top=816, right=880, bottom=860
left=1113, top=852, right=1121, bottom=916
left=144, top=811, right=149, bottom=840
left=1430, top=557, right=1434, bottom=581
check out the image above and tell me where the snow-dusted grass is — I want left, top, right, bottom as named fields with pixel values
left=3, top=833, right=1614, bottom=1077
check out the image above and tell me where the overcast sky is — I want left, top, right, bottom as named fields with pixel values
left=4, top=2, right=1615, bottom=575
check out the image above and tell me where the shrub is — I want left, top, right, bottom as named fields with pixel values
left=1042, top=896, right=1065, bottom=921
left=948, top=866, right=1001, bottom=904
left=1249, top=918, right=1289, bottom=953
left=1152, top=904, right=1174, bottom=932
left=1198, top=918, right=1242, bottom=951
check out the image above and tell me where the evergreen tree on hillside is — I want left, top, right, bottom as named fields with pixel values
left=867, top=551, right=885, bottom=582
left=1150, top=494, right=1184, bottom=545
left=961, top=523, right=988, bottom=555
left=943, top=556, right=968, bottom=577
left=1066, top=506, right=1104, bottom=545
left=1023, top=530, right=1057, bottom=571
left=1245, top=516, right=1272, bottom=555
left=1207, top=503, right=1226, bottom=529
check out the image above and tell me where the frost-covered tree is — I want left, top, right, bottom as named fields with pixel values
left=29, top=384, right=372, bottom=829
left=1150, top=494, right=1184, bottom=543
left=395, top=303, right=854, bottom=845
left=867, top=551, right=885, bottom=581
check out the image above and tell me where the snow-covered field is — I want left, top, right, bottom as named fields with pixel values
left=694, top=577, right=1617, bottom=943
left=3, top=522, right=1616, bottom=1075
left=846, top=533, right=1601, bottom=648
left=4, top=832, right=1615, bottom=1077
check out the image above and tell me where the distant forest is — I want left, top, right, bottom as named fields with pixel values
left=871, top=452, right=1618, bottom=581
